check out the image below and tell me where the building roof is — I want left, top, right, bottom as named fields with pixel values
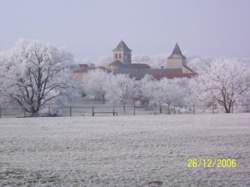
left=148, top=68, right=195, bottom=80
left=109, top=61, right=150, bottom=69
left=168, top=43, right=186, bottom=59
left=113, top=40, right=131, bottom=52
left=183, top=64, right=197, bottom=74
left=129, top=63, right=150, bottom=69
left=111, top=66, right=196, bottom=80
left=109, top=60, right=124, bottom=67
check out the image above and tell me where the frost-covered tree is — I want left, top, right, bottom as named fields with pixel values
left=159, top=78, right=190, bottom=106
left=140, top=76, right=191, bottom=113
left=191, top=59, right=250, bottom=113
left=139, top=76, right=163, bottom=107
left=83, top=71, right=137, bottom=107
left=0, top=40, right=74, bottom=115
left=105, top=74, right=137, bottom=108
left=83, top=69, right=110, bottom=103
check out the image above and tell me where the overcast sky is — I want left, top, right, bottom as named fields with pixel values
left=0, top=0, right=249, bottom=60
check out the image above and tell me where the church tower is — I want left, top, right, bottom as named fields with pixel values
left=167, top=43, right=193, bottom=73
left=167, top=43, right=186, bottom=68
left=113, top=40, right=132, bottom=65
left=167, top=43, right=195, bottom=73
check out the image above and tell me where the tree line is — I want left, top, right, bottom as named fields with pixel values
left=0, top=40, right=250, bottom=115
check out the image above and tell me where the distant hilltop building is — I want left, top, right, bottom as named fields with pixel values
left=72, top=40, right=196, bottom=80
left=108, top=40, right=195, bottom=79
left=112, top=40, right=132, bottom=65
left=167, top=43, right=194, bottom=74
left=109, top=41, right=151, bottom=77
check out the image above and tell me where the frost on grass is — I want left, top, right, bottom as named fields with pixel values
left=0, top=114, right=250, bottom=186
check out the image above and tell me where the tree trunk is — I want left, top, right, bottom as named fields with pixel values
left=159, top=104, right=162, bottom=114
left=224, top=103, right=231, bottom=113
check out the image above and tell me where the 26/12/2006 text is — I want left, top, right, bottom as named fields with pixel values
left=187, top=159, right=237, bottom=168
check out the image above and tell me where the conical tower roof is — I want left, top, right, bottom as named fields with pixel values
left=168, top=43, right=185, bottom=59
left=113, top=40, right=131, bottom=52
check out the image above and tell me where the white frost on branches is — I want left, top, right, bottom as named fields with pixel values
left=191, top=59, right=250, bottom=113
left=140, top=76, right=191, bottom=108
left=0, top=39, right=74, bottom=115
left=105, top=74, right=137, bottom=106
left=83, top=69, right=111, bottom=103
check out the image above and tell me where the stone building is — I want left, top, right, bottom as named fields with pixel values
left=112, top=40, right=132, bottom=65
left=167, top=43, right=194, bottom=74
left=109, top=41, right=150, bottom=77
left=108, top=41, right=196, bottom=80
left=72, top=40, right=196, bottom=80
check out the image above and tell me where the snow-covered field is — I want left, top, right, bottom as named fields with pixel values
left=0, top=114, right=250, bottom=187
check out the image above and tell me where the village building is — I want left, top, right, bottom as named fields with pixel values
left=108, top=40, right=195, bottom=80
left=72, top=40, right=196, bottom=80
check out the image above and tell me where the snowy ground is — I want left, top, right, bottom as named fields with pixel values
left=0, top=114, right=250, bottom=187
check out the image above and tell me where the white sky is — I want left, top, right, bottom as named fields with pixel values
left=0, top=0, right=249, bottom=60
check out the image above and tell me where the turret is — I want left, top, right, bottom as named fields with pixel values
left=112, top=40, right=132, bottom=65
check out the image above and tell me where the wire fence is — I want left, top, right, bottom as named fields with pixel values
left=0, top=103, right=250, bottom=118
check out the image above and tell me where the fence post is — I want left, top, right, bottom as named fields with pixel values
left=92, top=106, right=95, bottom=116
left=159, top=104, right=162, bottom=114
left=69, top=105, right=72, bottom=117
left=193, top=104, right=195, bottom=114
left=167, top=104, right=170, bottom=114
left=133, top=104, right=136, bottom=116
left=113, top=105, right=115, bottom=116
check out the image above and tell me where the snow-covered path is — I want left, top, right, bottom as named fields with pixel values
left=0, top=114, right=250, bottom=186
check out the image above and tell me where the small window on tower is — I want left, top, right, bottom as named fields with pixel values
left=115, top=54, right=118, bottom=59
left=119, top=53, right=122, bottom=59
